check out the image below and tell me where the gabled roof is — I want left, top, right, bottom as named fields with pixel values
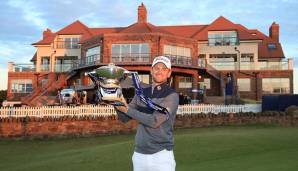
left=118, top=22, right=173, bottom=35
left=32, top=20, right=94, bottom=45
left=248, top=30, right=284, bottom=58
left=192, top=16, right=260, bottom=41
left=30, top=52, right=37, bottom=62
left=32, top=33, right=56, bottom=45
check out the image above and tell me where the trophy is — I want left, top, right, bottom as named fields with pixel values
left=85, top=63, right=129, bottom=106
left=85, top=63, right=170, bottom=117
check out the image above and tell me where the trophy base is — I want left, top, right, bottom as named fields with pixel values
left=102, top=97, right=124, bottom=106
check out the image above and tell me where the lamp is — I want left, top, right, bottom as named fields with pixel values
left=234, top=47, right=240, bottom=71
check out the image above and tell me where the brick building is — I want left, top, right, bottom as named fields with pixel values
left=7, top=3, right=293, bottom=106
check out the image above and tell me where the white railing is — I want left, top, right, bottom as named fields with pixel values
left=177, top=104, right=261, bottom=115
left=0, top=104, right=262, bottom=119
left=208, top=60, right=292, bottom=71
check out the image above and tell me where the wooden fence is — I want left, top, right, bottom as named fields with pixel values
left=0, top=104, right=262, bottom=118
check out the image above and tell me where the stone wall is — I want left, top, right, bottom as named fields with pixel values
left=1, top=112, right=297, bottom=138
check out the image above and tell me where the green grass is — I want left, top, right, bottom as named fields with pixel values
left=1, top=125, right=298, bottom=171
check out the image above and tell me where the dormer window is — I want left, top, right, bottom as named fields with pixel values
left=268, top=43, right=276, bottom=49
left=208, top=31, right=238, bottom=46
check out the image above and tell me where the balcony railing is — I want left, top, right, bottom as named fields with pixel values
left=40, top=64, right=50, bottom=72
left=208, top=38, right=238, bottom=46
left=164, top=54, right=192, bottom=65
left=54, top=63, right=78, bottom=72
left=111, top=53, right=150, bottom=63
left=11, top=64, right=36, bottom=72
left=54, top=41, right=80, bottom=49
left=208, top=60, right=291, bottom=71
left=80, top=54, right=101, bottom=66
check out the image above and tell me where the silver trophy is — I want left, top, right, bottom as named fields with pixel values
left=85, top=63, right=129, bottom=105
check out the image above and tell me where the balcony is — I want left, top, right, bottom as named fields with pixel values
left=9, top=63, right=36, bottom=72
left=40, top=64, right=50, bottom=72
left=80, top=54, right=101, bottom=66
left=208, top=38, right=238, bottom=46
left=111, top=53, right=150, bottom=63
left=164, top=54, right=192, bottom=66
left=54, top=63, right=78, bottom=72
left=208, top=59, right=293, bottom=71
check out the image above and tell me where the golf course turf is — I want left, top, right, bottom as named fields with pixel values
left=1, top=125, right=297, bottom=171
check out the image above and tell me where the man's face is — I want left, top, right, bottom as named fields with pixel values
left=151, top=62, right=171, bottom=84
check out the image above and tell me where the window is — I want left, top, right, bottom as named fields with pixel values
left=56, top=37, right=80, bottom=49
left=65, top=38, right=80, bottom=49
left=198, top=54, right=206, bottom=68
left=55, top=56, right=77, bottom=72
left=241, top=53, right=254, bottom=62
left=208, top=31, right=238, bottom=46
left=237, top=78, right=251, bottom=91
left=179, top=77, right=192, bottom=88
left=41, top=56, right=50, bottom=71
left=262, top=78, right=290, bottom=94
left=163, top=45, right=192, bottom=65
left=199, top=78, right=210, bottom=89
left=11, top=80, right=33, bottom=93
left=111, top=44, right=150, bottom=62
left=268, top=43, right=277, bottom=49
left=86, top=46, right=100, bottom=64
left=209, top=54, right=238, bottom=70
left=209, top=54, right=237, bottom=62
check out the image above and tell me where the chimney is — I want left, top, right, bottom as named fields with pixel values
left=43, top=28, right=52, bottom=39
left=269, top=22, right=279, bottom=42
left=138, top=3, right=147, bottom=23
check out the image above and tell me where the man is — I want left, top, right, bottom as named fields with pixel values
left=115, top=56, right=179, bottom=171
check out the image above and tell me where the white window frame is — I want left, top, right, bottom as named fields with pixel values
left=11, top=79, right=33, bottom=93
left=262, top=78, right=290, bottom=94
left=179, top=77, right=192, bottom=89
left=237, top=78, right=251, bottom=91
left=199, top=78, right=211, bottom=89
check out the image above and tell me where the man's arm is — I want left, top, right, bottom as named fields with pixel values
left=114, top=95, right=138, bottom=123
left=115, top=108, right=132, bottom=123
left=126, top=92, right=179, bottom=128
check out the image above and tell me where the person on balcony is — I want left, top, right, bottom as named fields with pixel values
left=114, top=56, right=179, bottom=171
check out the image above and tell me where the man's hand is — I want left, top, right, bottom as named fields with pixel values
left=114, top=95, right=129, bottom=113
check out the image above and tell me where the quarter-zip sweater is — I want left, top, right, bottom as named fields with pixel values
left=116, top=83, right=179, bottom=154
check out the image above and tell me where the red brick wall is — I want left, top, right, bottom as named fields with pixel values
left=218, top=70, right=293, bottom=100
left=1, top=113, right=297, bottom=138
left=7, top=72, right=39, bottom=100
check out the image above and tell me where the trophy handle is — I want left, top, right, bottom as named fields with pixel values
left=85, top=71, right=105, bottom=85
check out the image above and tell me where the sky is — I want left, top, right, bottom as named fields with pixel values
left=0, top=0, right=297, bottom=92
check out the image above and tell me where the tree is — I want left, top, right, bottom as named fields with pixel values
left=0, top=90, right=7, bottom=106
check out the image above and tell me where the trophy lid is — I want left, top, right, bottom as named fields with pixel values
left=95, top=63, right=127, bottom=79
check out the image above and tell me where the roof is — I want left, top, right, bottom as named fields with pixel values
left=89, top=27, right=123, bottom=35
left=258, top=42, right=284, bottom=58
left=248, top=29, right=284, bottom=58
left=32, top=33, right=56, bottom=45
left=31, top=16, right=284, bottom=58
left=158, top=25, right=207, bottom=38
left=32, top=20, right=94, bottom=45
left=192, top=16, right=260, bottom=41
left=30, top=52, right=37, bottom=62
left=118, top=22, right=173, bottom=35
